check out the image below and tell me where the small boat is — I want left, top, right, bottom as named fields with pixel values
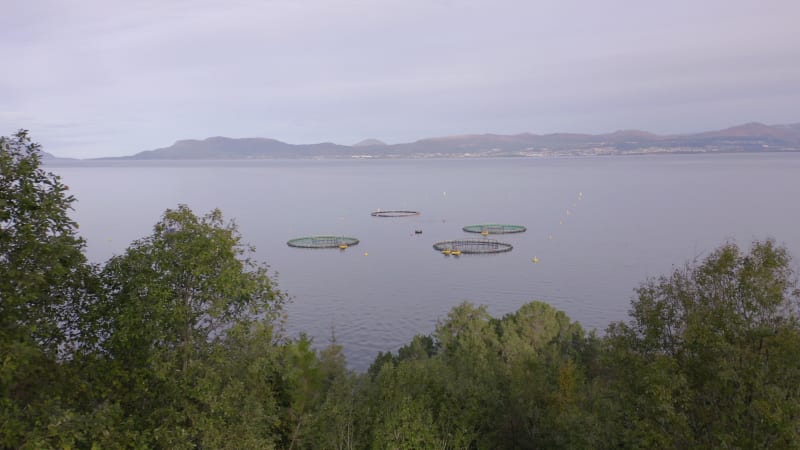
left=415, top=229, right=423, bottom=234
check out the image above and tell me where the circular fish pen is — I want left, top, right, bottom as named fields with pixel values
left=287, top=236, right=360, bottom=249
left=462, top=224, right=527, bottom=234
left=433, top=238, right=513, bottom=254
left=370, top=210, right=420, bottom=217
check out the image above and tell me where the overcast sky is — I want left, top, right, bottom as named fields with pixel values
left=2, top=0, right=799, bottom=158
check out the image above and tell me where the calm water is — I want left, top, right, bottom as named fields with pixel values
left=48, top=154, right=800, bottom=370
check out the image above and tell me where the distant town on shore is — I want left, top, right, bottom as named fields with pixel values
left=47, top=121, right=800, bottom=160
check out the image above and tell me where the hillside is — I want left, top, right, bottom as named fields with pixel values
left=119, top=122, right=800, bottom=160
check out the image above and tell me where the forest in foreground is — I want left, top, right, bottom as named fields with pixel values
left=3, top=130, right=800, bottom=449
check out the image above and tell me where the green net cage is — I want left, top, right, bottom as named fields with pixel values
left=287, top=236, right=360, bottom=249
left=433, top=239, right=513, bottom=254
left=462, top=224, right=527, bottom=234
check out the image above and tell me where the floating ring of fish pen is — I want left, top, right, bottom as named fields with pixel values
left=370, top=210, right=420, bottom=217
left=433, top=238, right=513, bottom=254
left=287, top=236, right=360, bottom=249
left=462, top=224, right=527, bottom=234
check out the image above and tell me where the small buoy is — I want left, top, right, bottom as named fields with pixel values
left=532, top=256, right=539, bottom=263
left=363, top=252, right=368, bottom=256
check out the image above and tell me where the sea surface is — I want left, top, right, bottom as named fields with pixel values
left=47, top=153, right=800, bottom=370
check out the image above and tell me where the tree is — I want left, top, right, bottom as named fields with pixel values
left=0, top=130, right=95, bottom=447
left=0, top=129, right=90, bottom=352
left=600, top=239, right=800, bottom=448
left=88, top=204, right=288, bottom=447
left=279, top=335, right=363, bottom=450
left=359, top=301, right=594, bottom=449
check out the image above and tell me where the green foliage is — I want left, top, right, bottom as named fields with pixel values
left=358, top=301, right=593, bottom=449
left=0, top=130, right=97, bottom=448
left=601, top=239, right=800, bottom=448
left=0, top=129, right=91, bottom=350
left=280, top=335, right=362, bottom=450
left=82, top=205, right=288, bottom=447
left=98, top=205, right=285, bottom=362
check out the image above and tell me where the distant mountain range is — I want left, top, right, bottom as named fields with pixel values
left=112, top=122, right=800, bottom=160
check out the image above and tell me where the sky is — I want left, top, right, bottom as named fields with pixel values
left=2, top=0, right=799, bottom=158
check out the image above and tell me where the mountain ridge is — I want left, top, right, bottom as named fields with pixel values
left=113, top=122, right=800, bottom=160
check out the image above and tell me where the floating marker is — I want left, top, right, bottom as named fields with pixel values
left=363, top=252, right=369, bottom=256
left=532, top=256, right=540, bottom=263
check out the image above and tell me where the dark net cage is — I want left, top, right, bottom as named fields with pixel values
left=287, top=236, right=360, bottom=248
left=433, top=239, right=513, bottom=254
left=370, top=210, right=420, bottom=217
left=462, top=224, right=527, bottom=234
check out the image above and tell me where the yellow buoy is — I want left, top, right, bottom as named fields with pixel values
left=532, top=256, right=539, bottom=263
left=363, top=252, right=368, bottom=256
